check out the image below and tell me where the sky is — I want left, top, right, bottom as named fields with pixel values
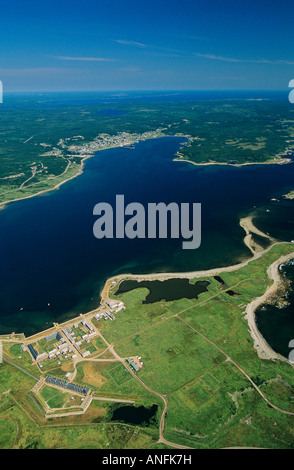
left=0, top=0, right=294, bottom=91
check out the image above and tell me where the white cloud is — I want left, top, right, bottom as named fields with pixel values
left=51, top=56, right=117, bottom=62
left=194, top=53, right=294, bottom=65
left=114, top=39, right=147, bottom=48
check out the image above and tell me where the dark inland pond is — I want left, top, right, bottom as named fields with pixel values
left=111, top=404, right=158, bottom=426
left=114, top=278, right=210, bottom=303
left=0, top=134, right=294, bottom=355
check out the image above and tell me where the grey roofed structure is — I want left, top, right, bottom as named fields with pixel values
left=45, top=375, right=90, bottom=395
left=27, top=344, right=47, bottom=362
left=81, top=320, right=93, bottom=331
left=105, top=311, right=115, bottom=320
left=28, top=343, right=38, bottom=360
left=45, top=331, right=62, bottom=342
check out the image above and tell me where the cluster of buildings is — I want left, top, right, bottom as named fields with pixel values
left=94, top=311, right=113, bottom=321
left=106, top=299, right=125, bottom=310
left=67, top=130, right=164, bottom=157
left=26, top=332, right=74, bottom=364
left=94, top=300, right=125, bottom=322
left=25, top=319, right=100, bottom=364
left=62, top=321, right=97, bottom=358
left=24, top=298, right=127, bottom=367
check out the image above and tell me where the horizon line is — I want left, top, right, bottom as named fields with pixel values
left=2, top=88, right=288, bottom=94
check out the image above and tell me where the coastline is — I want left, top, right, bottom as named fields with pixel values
left=1, top=213, right=294, bottom=365
left=245, top=251, right=294, bottom=362
left=173, top=155, right=292, bottom=168
left=240, top=216, right=273, bottom=254
left=283, top=189, right=294, bottom=200
left=0, top=142, right=135, bottom=209
left=98, top=216, right=294, bottom=363
left=0, top=133, right=166, bottom=209
left=0, top=153, right=93, bottom=209
left=0, top=131, right=292, bottom=209
left=100, top=216, right=275, bottom=288
left=0, top=135, right=293, bottom=363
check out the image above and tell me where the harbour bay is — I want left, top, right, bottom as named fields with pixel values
left=0, top=135, right=293, bottom=356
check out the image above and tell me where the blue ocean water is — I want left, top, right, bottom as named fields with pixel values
left=0, top=133, right=294, bottom=336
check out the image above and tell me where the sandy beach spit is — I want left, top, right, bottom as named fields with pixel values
left=173, top=156, right=292, bottom=168
left=101, top=217, right=276, bottom=287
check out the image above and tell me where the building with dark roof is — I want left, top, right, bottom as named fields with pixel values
left=45, top=375, right=90, bottom=396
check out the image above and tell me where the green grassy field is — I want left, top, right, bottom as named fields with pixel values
left=1, top=243, right=294, bottom=448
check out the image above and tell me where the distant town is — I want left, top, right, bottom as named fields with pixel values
left=41, top=129, right=168, bottom=161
